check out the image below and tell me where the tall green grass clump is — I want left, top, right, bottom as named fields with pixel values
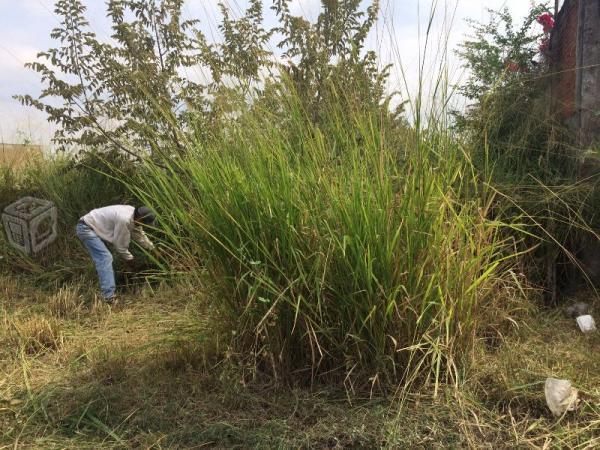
left=134, top=85, right=515, bottom=389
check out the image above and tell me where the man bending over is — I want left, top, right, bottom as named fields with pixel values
left=76, top=205, right=155, bottom=303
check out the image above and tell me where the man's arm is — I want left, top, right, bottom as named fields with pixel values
left=131, top=227, right=155, bottom=251
left=113, top=220, right=134, bottom=260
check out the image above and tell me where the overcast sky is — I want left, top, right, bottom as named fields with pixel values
left=0, top=0, right=545, bottom=146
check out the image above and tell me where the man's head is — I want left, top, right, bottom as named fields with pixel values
left=133, top=206, right=156, bottom=226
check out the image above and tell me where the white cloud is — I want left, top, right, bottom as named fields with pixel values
left=12, top=0, right=52, bottom=17
left=287, top=0, right=321, bottom=18
left=0, top=100, right=54, bottom=147
left=0, top=44, right=40, bottom=71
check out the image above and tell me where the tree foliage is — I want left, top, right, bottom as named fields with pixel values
left=457, top=6, right=546, bottom=103
left=274, top=0, right=387, bottom=122
left=18, top=0, right=206, bottom=154
left=17, top=0, right=391, bottom=155
left=453, top=3, right=571, bottom=180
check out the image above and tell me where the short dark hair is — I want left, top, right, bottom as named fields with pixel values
left=134, top=206, right=156, bottom=225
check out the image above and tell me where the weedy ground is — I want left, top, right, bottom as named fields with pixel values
left=1, top=273, right=598, bottom=449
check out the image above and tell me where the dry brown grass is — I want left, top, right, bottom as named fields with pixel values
left=83, top=343, right=130, bottom=386
left=457, top=292, right=600, bottom=448
left=5, top=315, right=64, bottom=354
left=0, top=275, right=18, bottom=299
left=46, top=287, right=84, bottom=319
left=1, top=273, right=599, bottom=449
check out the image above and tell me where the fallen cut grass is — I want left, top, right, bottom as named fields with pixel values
left=466, top=296, right=600, bottom=448
left=1, top=275, right=599, bottom=448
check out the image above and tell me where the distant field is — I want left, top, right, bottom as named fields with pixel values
left=0, top=144, right=42, bottom=169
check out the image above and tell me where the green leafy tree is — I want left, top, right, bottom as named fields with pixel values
left=457, top=6, right=546, bottom=103
left=17, top=0, right=395, bottom=156
left=218, top=0, right=273, bottom=82
left=453, top=4, right=571, bottom=179
left=273, top=0, right=389, bottom=122
left=16, top=0, right=273, bottom=155
left=456, top=4, right=596, bottom=301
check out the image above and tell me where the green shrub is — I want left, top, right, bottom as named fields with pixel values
left=133, top=88, right=516, bottom=388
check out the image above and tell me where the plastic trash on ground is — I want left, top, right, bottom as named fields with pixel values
left=544, top=378, right=579, bottom=417
left=576, top=315, right=596, bottom=333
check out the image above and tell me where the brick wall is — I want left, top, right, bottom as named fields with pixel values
left=550, top=0, right=600, bottom=146
left=579, top=0, right=600, bottom=147
left=549, top=0, right=579, bottom=122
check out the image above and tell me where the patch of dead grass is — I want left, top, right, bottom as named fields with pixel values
left=47, top=287, right=84, bottom=319
left=5, top=315, right=64, bottom=355
left=463, top=292, right=600, bottom=448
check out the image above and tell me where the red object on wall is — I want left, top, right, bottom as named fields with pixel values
left=537, top=12, right=555, bottom=32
